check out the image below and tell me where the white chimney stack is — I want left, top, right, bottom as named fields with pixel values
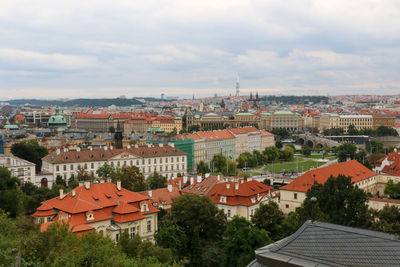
left=117, top=180, right=121, bottom=191
left=247, top=177, right=253, bottom=182
left=235, top=183, right=239, bottom=190
left=104, top=146, right=108, bottom=151
left=89, top=146, right=93, bottom=151
left=84, top=181, right=90, bottom=190
left=226, top=183, right=230, bottom=189
left=76, top=147, right=81, bottom=152
left=59, top=188, right=65, bottom=199
left=56, top=148, right=61, bottom=155
left=79, top=181, right=84, bottom=187
left=110, top=145, right=113, bottom=150
left=135, top=144, right=138, bottom=148
left=217, top=175, right=220, bottom=181
left=190, top=177, right=194, bottom=185
left=159, top=144, right=163, bottom=147
left=168, top=183, right=172, bottom=193
left=148, top=190, right=152, bottom=197
left=71, top=188, right=76, bottom=197
left=107, top=178, right=111, bottom=183
left=205, top=173, right=210, bottom=178
left=100, top=179, right=105, bottom=183
left=127, top=145, right=131, bottom=149
left=197, top=176, right=202, bottom=183
left=183, top=176, right=188, bottom=184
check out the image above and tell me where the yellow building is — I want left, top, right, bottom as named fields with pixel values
left=319, top=114, right=373, bottom=133
left=260, top=111, right=304, bottom=132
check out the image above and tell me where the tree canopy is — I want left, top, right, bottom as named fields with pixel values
left=146, top=171, right=167, bottom=190
left=11, top=140, right=48, bottom=172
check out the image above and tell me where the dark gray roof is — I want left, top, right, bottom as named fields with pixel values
left=252, top=220, right=400, bottom=267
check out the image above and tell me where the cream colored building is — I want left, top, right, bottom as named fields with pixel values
left=260, top=111, right=304, bottom=132
left=0, top=155, right=36, bottom=184
left=319, top=114, right=373, bottom=133
left=42, top=144, right=187, bottom=180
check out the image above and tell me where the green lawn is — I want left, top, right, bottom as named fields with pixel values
left=298, top=154, right=336, bottom=160
left=263, top=160, right=323, bottom=173
left=237, top=171, right=262, bottom=177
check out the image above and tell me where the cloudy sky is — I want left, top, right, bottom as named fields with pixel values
left=1, top=0, right=400, bottom=99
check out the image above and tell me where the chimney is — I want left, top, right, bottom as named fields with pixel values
left=235, top=183, right=239, bottom=190
left=104, top=146, right=108, bottom=151
left=240, top=179, right=244, bottom=184
left=247, top=177, right=252, bottom=182
left=168, top=183, right=172, bottom=192
left=197, top=176, right=202, bottom=183
left=226, top=183, right=230, bottom=189
left=159, top=144, right=163, bottom=147
left=183, top=176, right=188, bottom=184
left=169, top=142, right=175, bottom=148
left=217, top=175, right=220, bottom=181
left=134, top=144, right=138, bottom=148
left=107, top=178, right=111, bottom=183
left=89, top=146, right=93, bottom=151
left=79, top=181, right=84, bottom=187
left=100, top=179, right=105, bottom=183
left=205, top=173, right=210, bottom=178
left=63, top=148, right=67, bottom=152
left=71, top=188, right=76, bottom=197
left=56, top=148, right=61, bottom=155
left=110, top=145, right=113, bottom=150
left=395, top=148, right=398, bottom=153
left=76, top=147, right=81, bottom=152
left=190, top=177, right=194, bottom=185
left=127, top=145, right=131, bottom=149
left=148, top=190, right=152, bottom=197
left=84, top=181, right=90, bottom=190
left=147, top=144, right=151, bottom=148
left=59, top=188, right=65, bottom=199
left=117, top=180, right=121, bottom=191
left=178, top=180, right=182, bottom=191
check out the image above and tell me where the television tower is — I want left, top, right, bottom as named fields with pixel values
left=235, top=75, right=240, bottom=97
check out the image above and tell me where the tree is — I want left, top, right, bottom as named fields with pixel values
left=251, top=201, right=282, bottom=241
left=336, top=143, right=357, bottom=162
left=11, top=141, right=48, bottom=172
left=275, top=140, right=283, bottom=149
left=0, top=167, right=23, bottom=217
left=367, top=152, right=384, bottom=167
left=114, top=166, right=146, bottom=192
left=366, top=140, right=384, bottom=154
left=237, top=152, right=256, bottom=168
left=263, top=146, right=280, bottom=163
left=348, top=124, right=359, bottom=135
left=146, top=171, right=167, bottom=190
left=188, top=125, right=200, bottom=133
left=370, top=205, right=400, bottom=236
left=384, top=180, right=400, bottom=199
left=271, top=128, right=291, bottom=140
left=196, top=161, right=210, bottom=174
left=109, top=126, right=115, bottom=133
left=297, top=175, right=370, bottom=228
left=55, top=175, right=66, bottom=186
left=376, top=126, right=399, bottom=136
left=96, top=163, right=116, bottom=179
left=156, top=194, right=227, bottom=266
left=211, top=154, right=227, bottom=173
left=76, top=166, right=92, bottom=181
left=223, top=216, right=272, bottom=267
left=222, top=159, right=237, bottom=176
left=301, top=145, right=312, bottom=156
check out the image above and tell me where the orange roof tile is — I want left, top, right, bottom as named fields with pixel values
left=280, top=160, right=377, bottom=193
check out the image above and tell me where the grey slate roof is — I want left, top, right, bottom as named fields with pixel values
left=252, top=220, right=400, bottom=267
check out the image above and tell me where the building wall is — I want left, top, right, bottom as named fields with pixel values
left=279, top=190, right=306, bottom=214
left=0, top=155, right=36, bottom=184
left=368, top=199, right=400, bottom=211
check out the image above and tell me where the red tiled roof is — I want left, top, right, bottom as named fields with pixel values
left=280, top=160, right=377, bottom=193
left=182, top=176, right=224, bottom=195
left=114, top=212, right=145, bottom=223
left=207, top=180, right=274, bottom=206
left=138, top=185, right=181, bottom=208
left=112, top=201, right=140, bottom=214
left=228, top=126, right=259, bottom=135
left=369, top=198, right=400, bottom=204
left=381, top=158, right=400, bottom=176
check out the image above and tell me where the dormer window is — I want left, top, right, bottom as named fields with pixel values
left=220, top=196, right=226, bottom=203
left=251, top=197, right=256, bottom=203
left=86, top=212, right=94, bottom=221
left=141, top=203, right=148, bottom=212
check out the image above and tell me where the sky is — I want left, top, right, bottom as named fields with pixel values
left=0, top=0, right=400, bottom=99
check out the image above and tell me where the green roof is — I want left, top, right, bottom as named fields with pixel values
left=48, top=108, right=67, bottom=125
left=4, top=125, right=18, bottom=129
left=262, top=112, right=272, bottom=117
left=274, top=110, right=294, bottom=115
left=194, top=114, right=200, bottom=119
left=236, top=112, right=254, bottom=116
left=174, top=116, right=181, bottom=120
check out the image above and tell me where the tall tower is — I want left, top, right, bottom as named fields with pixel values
left=114, top=120, right=123, bottom=149
left=235, top=75, right=240, bottom=97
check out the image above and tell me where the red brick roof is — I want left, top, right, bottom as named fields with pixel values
left=139, top=184, right=181, bottom=208
left=42, top=145, right=186, bottom=164
left=207, top=180, right=274, bottom=206
left=33, top=182, right=159, bottom=234
left=381, top=158, right=400, bottom=176
left=181, top=175, right=224, bottom=195
left=228, top=126, right=259, bottom=135
left=280, top=160, right=377, bottom=192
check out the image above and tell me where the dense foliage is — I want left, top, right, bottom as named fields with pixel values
left=385, top=180, right=400, bottom=199
left=11, top=140, right=48, bottom=172
left=146, top=171, right=167, bottom=190
left=323, top=126, right=398, bottom=137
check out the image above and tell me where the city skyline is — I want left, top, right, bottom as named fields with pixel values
left=1, top=0, right=400, bottom=98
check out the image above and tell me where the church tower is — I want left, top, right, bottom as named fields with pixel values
left=114, top=120, right=123, bottom=149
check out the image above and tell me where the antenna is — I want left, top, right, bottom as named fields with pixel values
left=235, top=74, right=240, bottom=97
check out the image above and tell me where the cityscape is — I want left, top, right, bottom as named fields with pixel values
left=1, top=1, right=400, bottom=267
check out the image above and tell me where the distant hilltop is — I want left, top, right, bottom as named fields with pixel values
left=4, top=97, right=168, bottom=107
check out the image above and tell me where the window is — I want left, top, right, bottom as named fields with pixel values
left=124, top=161, right=126, bottom=166
left=137, top=160, right=139, bottom=165
left=154, top=159, right=156, bottom=164
left=70, top=164, right=74, bottom=170
left=91, top=163, right=94, bottom=169
left=251, top=209, right=254, bottom=216
left=166, top=158, right=168, bottom=163
left=147, top=221, right=151, bottom=232
left=177, top=157, right=179, bottom=162
left=182, top=157, right=184, bottom=161
left=160, top=166, right=163, bottom=172
left=171, top=157, right=174, bottom=163
left=115, top=233, right=119, bottom=242
left=63, top=165, right=66, bottom=171
left=130, top=160, right=133, bottom=166
left=111, top=162, right=114, bottom=167
left=130, top=227, right=135, bottom=239
left=285, top=204, right=289, bottom=209
left=160, top=158, right=163, bottom=163
left=148, top=159, right=151, bottom=164
left=117, top=161, right=120, bottom=167
left=142, top=159, right=145, bottom=164
left=56, top=165, right=59, bottom=172
left=166, top=166, right=168, bottom=171
left=84, top=163, right=87, bottom=169
left=294, top=193, right=297, bottom=199
left=227, top=209, right=231, bottom=218
left=148, top=167, right=151, bottom=173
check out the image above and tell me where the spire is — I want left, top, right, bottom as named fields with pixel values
left=250, top=92, right=253, bottom=100
left=256, top=92, right=259, bottom=100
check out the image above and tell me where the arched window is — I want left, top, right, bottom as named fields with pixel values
left=40, top=178, right=48, bottom=188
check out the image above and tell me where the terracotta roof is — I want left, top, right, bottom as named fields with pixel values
left=381, top=158, right=400, bottom=176
left=369, top=198, right=400, bottom=204
left=138, top=184, right=181, bottom=208
left=207, top=180, right=274, bottom=206
left=42, top=145, right=186, bottom=164
left=181, top=176, right=224, bottom=195
left=112, top=201, right=140, bottom=214
left=228, top=126, right=259, bottom=135
left=280, top=160, right=377, bottom=192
